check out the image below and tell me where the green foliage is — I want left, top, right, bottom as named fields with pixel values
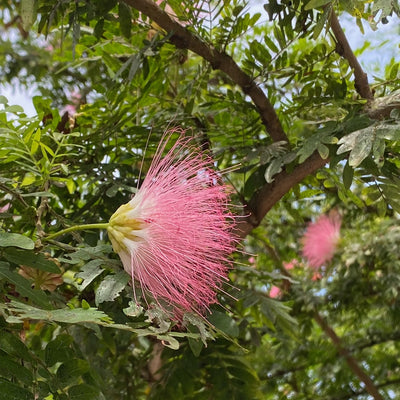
left=1, top=0, right=400, bottom=398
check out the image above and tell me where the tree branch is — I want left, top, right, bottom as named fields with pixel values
left=313, top=312, right=384, bottom=400
left=367, top=89, right=400, bottom=119
left=330, top=378, right=400, bottom=400
left=260, top=244, right=384, bottom=400
left=124, top=0, right=288, bottom=143
left=236, top=151, right=328, bottom=238
left=330, top=10, right=374, bottom=102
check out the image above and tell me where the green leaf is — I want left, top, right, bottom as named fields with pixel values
left=61, top=244, right=112, bottom=264
left=264, top=158, right=283, bottom=183
left=260, top=297, right=298, bottom=337
left=376, top=124, right=400, bottom=140
left=263, top=35, right=279, bottom=53
left=0, top=379, right=33, bottom=400
left=45, top=334, right=74, bottom=366
left=227, top=365, right=259, bottom=386
left=95, top=271, right=130, bottom=306
left=93, top=18, right=104, bottom=38
left=0, top=233, right=34, bottom=250
left=0, top=262, right=50, bottom=308
left=0, top=330, right=33, bottom=361
left=57, top=359, right=90, bottom=386
left=20, top=0, right=37, bottom=30
left=154, top=334, right=180, bottom=350
left=123, top=301, right=143, bottom=318
left=0, top=354, right=33, bottom=385
left=3, top=301, right=113, bottom=325
left=188, top=336, right=203, bottom=357
left=305, top=0, right=331, bottom=10
left=76, top=260, right=105, bottom=290
left=183, top=313, right=213, bottom=346
left=337, top=127, right=374, bottom=167
left=3, top=248, right=61, bottom=273
left=377, top=197, right=387, bottom=217
left=208, top=311, right=239, bottom=338
left=342, top=161, right=354, bottom=190
left=4, top=105, right=24, bottom=114
left=298, top=130, right=336, bottom=164
left=313, top=6, right=331, bottom=39
left=372, top=0, right=396, bottom=20
left=317, top=143, right=330, bottom=159
left=348, top=136, right=372, bottom=167
left=68, top=384, right=100, bottom=400
left=118, top=2, right=132, bottom=38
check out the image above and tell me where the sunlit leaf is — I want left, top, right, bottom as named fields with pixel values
left=0, top=233, right=34, bottom=250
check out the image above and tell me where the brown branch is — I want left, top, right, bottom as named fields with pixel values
left=330, top=10, right=374, bottom=102
left=367, top=89, right=400, bottom=119
left=236, top=151, right=328, bottom=238
left=330, top=378, right=400, bottom=400
left=124, top=0, right=288, bottom=143
left=259, top=243, right=384, bottom=400
left=314, top=312, right=384, bottom=400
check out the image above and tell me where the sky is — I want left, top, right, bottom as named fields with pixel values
left=1, top=6, right=399, bottom=116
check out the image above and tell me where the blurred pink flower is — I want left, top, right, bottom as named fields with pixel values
left=63, top=104, right=78, bottom=115
left=0, top=203, right=10, bottom=213
left=62, top=90, right=82, bottom=116
left=302, top=212, right=341, bottom=269
left=269, top=285, right=281, bottom=299
left=107, top=131, right=237, bottom=318
left=248, top=256, right=256, bottom=265
left=312, top=272, right=322, bottom=281
left=283, top=259, right=297, bottom=270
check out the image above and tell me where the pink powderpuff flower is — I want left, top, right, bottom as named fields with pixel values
left=269, top=285, right=281, bottom=299
left=302, top=211, right=341, bottom=269
left=107, top=131, right=238, bottom=318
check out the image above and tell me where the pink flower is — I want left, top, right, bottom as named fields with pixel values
left=248, top=256, right=256, bottom=265
left=302, top=211, right=341, bottom=269
left=0, top=203, right=10, bottom=213
left=283, top=259, right=297, bottom=270
left=62, top=104, right=78, bottom=115
left=269, top=285, right=281, bottom=298
left=107, top=131, right=237, bottom=318
left=62, top=90, right=82, bottom=116
left=312, top=272, right=322, bottom=281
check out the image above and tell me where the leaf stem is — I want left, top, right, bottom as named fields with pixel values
left=43, top=223, right=109, bottom=241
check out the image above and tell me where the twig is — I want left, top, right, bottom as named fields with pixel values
left=124, top=0, right=288, bottom=143
left=313, top=312, right=384, bottom=400
left=329, top=10, right=374, bottom=102
left=329, top=377, right=400, bottom=400
left=0, top=183, right=30, bottom=209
